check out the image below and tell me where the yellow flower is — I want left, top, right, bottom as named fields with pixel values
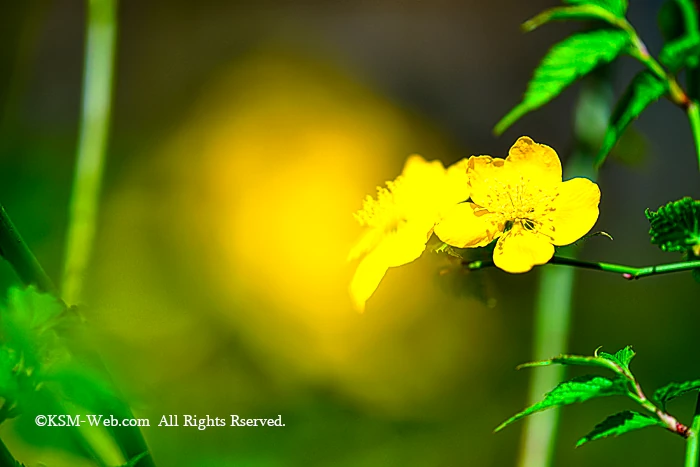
left=349, top=155, right=469, bottom=311
left=435, top=136, right=601, bottom=273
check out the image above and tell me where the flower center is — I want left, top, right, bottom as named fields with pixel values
left=481, top=178, right=559, bottom=239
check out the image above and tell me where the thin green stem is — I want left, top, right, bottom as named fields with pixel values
left=687, top=102, right=700, bottom=170
left=467, top=256, right=700, bottom=279
left=686, top=394, right=700, bottom=467
left=0, top=204, right=56, bottom=293
left=62, top=0, right=117, bottom=306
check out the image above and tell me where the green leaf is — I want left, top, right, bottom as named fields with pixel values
left=645, top=197, right=700, bottom=253
left=598, top=346, right=635, bottom=372
left=495, top=375, right=628, bottom=432
left=653, top=380, right=700, bottom=410
left=522, top=5, right=621, bottom=33
left=576, top=411, right=664, bottom=446
left=563, top=0, right=628, bottom=18
left=660, top=35, right=700, bottom=71
left=495, top=30, right=630, bottom=135
left=518, top=351, right=627, bottom=377
left=595, top=71, right=667, bottom=167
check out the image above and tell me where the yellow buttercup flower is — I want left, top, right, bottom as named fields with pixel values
left=435, top=136, right=601, bottom=273
left=349, top=155, right=469, bottom=311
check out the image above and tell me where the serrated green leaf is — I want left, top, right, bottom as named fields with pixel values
left=563, top=0, right=628, bottom=18
left=518, top=353, right=624, bottom=376
left=495, top=375, right=628, bottom=432
left=522, top=5, right=620, bottom=33
left=598, top=346, right=635, bottom=372
left=653, top=380, right=700, bottom=410
left=595, top=71, right=667, bottom=167
left=660, top=35, right=700, bottom=71
left=576, top=411, right=663, bottom=446
left=495, top=30, right=630, bottom=135
left=645, top=197, right=700, bottom=253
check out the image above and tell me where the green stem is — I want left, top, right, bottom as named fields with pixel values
left=62, top=0, right=117, bottom=306
left=65, top=2, right=156, bottom=466
left=517, top=265, right=575, bottom=467
left=686, top=394, right=700, bottom=467
left=516, top=71, right=608, bottom=467
left=467, top=256, right=700, bottom=279
left=0, top=205, right=56, bottom=293
left=687, top=102, right=700, bottom=170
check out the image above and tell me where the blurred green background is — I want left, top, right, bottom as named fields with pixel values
left=1, top=1, right=699, bottom=465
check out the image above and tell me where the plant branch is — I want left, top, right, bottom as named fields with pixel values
left=687, top=102, right=700, bottom=170
left=686, top=393, right=700, bottom=467
left=625, top=376, right=690, bottom=438
left=465, top=256, right=700, bottom=279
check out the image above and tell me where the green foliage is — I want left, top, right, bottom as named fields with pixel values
left=646, top=197, right=700, bottom=253
left=522, top=5, right=621, bottom=33
left=598, top=345, right=635, bottom=373
left=495, top=30, right=630, bottom=135
left=595, top=72, right=667, bottom=167
left=660, top=35, right=700, bottom=71
left=576, top=411, right=664, bottom=447
left=654, top=380, right=700, bottom=410
left=563, top=0, right=628, bottom=18
left=517, top=346, right=633, bottom=377
left=495, top=375, right=627, bottom=432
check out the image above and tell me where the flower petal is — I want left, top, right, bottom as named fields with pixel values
left=467, top=155, right=504, bottom=207
left=506, top=136, right=562, bottom=186
left=493, top=225, right=554, bottom=273
left=348, top=224, right=429, bottom=312
left=434, top=202, right=503, bottom=248
left=349, top=250, right=390, bottom=313
left=549, top=177, right=601, bottom=246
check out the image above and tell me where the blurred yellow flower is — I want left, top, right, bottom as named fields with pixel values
left=349, top=155, right=469, bottom=312
left=435, top=136, right=601, bottom=273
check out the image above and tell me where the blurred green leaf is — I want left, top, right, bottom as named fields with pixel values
left=576, top=411, right=663, bottom=447
left=609, top=125, right=649, bottom=167
left=563, top=0, right=628, bottom=18
left=660, top=35, right=700, bottom=71
left=595, top=72, right=667, bottom=167
left=598, top=346, right=635, bottom=373
left=659, top=0, right=685, bottom=42
left=645, top=197, right=700, bottom=253
left=654, top=380, right=700, bottom=410
left=495, top=375, right=628, bottom=432
left=495, top=30, right=630, bottom=135
left=522, top=5, right=621, bottom=33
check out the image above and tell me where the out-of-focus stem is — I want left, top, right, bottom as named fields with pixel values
left=686, top=394, right=700, bottom=467
left=516, top=70, right=608, bottom=467
left=61, top=0, right=117, bottom=306
left=686, top=103, right=700, bottom=171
